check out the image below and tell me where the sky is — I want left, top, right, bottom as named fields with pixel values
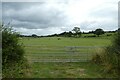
left=1, top=0, right=119, bottom=36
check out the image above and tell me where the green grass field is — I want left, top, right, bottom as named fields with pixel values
left=20, top=36, right=113, bottom=78
left=21, top=37, right=112, bottom=46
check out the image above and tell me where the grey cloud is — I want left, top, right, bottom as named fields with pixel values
left=80, top=21, right=98, bottom=30
left=14, top=27, right=63, bottom=36
left=2, top=2, right=69, bottom=29
left=118, top=2, right=120, bottom=28
left=2, top=2, right=45, bottom=10
left=3, top=0, right=70, bottom=3
left=2, top=0, right=118, bottom=35
left=80, top=20, right=117, bottom=31
left=0, top=2, right=2, bottom=21
left=90, top=4, right=117, bottom=20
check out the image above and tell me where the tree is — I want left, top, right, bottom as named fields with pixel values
left=89, top=30, right=94, bottom=34
left=57, top=31, right=73, bottom=37
left=72, top=27, right=81, bottom=37
left=68, top=31, right=73, bottom=37
left=32, top=34, right=38, bottom=38
left=94, top=28, right=104, bottom=37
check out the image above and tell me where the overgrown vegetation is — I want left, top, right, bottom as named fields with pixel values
left=1, top=23, right=30, bottom=78
left=92, top=30, right=120, bottom=77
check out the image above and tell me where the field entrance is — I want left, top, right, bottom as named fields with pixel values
left=22, top=37, right=110, bottom=78
left=24, top=45, right=106, bottom=78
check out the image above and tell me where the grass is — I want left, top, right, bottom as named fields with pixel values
left=20, top=36, right=114, bottom=78
left=2, top=58, right=30, bottom=78
left=30, top=62, right=103, bottom=78
left=21, top=37, right=112, bottom=46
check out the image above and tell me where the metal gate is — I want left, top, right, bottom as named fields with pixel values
left=25, top=46, right=105, bottom=62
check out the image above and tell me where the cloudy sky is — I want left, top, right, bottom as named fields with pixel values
left=2, top=0, right=119, bottom=35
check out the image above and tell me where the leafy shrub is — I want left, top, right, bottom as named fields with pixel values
left=92, top=32, right=120, bottom=77
left=1, top=23, right=30, bottom=78
left=2, top=58, right=30, bottom=78
left=2, top=24, right=24, bottom=66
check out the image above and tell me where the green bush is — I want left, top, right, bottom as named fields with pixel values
left=2, top=58, right=30, bottom=78
left=1, top=23, right=30, bottom=78
left=92, top=32, right=120, bottom=77
left=2, top=24, right=24, bottom=66
left=104, top=33, right=120, bottom=76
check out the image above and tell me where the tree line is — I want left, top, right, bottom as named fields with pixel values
left=19, top=27, right=119, bottom=38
